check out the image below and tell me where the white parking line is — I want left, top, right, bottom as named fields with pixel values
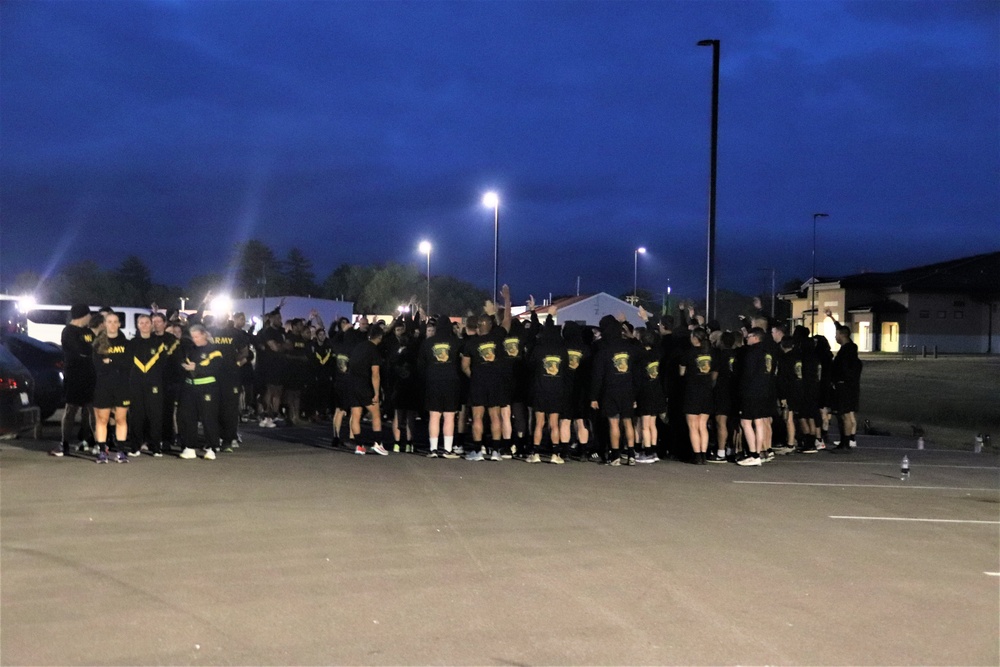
left=734, top=481, right=999, bottom=491
left=775, top=461, right=999, bottom=470
left=829, top=516, right=999, bottom=525
left=986, top=572, right=1000, bottom=577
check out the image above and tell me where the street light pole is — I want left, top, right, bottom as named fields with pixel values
left=419, top=241, right=432, bottom=315
left=811, top=212, right=829, bottom=332
left=483, top=192, right=500, bottom=304
left=698, top=38, right=720, bottom=321
left=634, top=246, right=646, bottom=301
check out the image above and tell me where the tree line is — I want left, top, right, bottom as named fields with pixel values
left=7, top=240, right=490, bottom=316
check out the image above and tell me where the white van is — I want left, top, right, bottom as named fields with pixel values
left=0, top=297, right=147, bottom=345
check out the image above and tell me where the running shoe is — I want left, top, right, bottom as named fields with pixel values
left=636, top=454, right=656, bottom=464
left=405, top=444, right=414, bottom=453
left=465, top=450, right=484, bottom=462
left=128, top=450, right=141, bottom=458
left=178, top=448, right=197, bottom=460
left=49, top=446, right=65, bottom=457
left=355, top=445, right=367, bottom=455
left=96, top=451, right=109, bottom=464
left=392, top=444, right=401, bottom=453
left=627, top=455, right=636, bottom=466
left=489, top=450, right=502, bottom=462
left=706, top=452, right=727, bottom=463
left=589, top=452, right=603, bottom=463
left=117, top=451, right=129, bottom=463
left=549, top=453, right=565, bottom=465
left=202, top=449, right=216, bottom=460
left=441, top=450, right=460, bottom=459
left=152, top=452, right=164, bottom=458
left=371, top=443, right=389, bottom=456
left=814, top=441, right=827, bottom=451
left=737, top=456, right=762, bottom=467
left=526, top=453, right=542, bottom=464
left=763, top=450, right=775, bottom=462
left=798, top=445, right=818, bottom=454
left=426, top=450, right=439, bottom=458
left=453, top=445, right=464, bottom=455
left=607, top=457, right=621, bottom=467
left=848, top=439, right=857, bottom=448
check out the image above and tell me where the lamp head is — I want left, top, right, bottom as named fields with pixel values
left=418, top=240, right=432, bottom=255
left=482, top=192, right=499, bottom=209
left=636, top=247, right=647, bottom=255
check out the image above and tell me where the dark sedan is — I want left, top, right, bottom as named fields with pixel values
left=0, top=344, right=41, bottom=439
left=1, top=333, right=64, bottom=420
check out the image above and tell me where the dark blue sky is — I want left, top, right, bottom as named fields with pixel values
left=2, top=0, right=998, bottom=302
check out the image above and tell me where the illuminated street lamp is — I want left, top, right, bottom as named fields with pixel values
left=418, top=240, right=432, bottom=314
left=811, top=213, right=830, bottom=332
left=633, top=247, right=647, bottom=301
left=482, top=191, right=500, bottom=304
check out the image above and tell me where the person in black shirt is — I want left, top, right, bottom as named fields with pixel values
left=127, top=314, right=167, bottom=457
left=417, top=318, right=461, bottom=458
left=348, top=325, right=388, bottom=456
left=813, top=334, right=835, bottom=446
left=53, top=304, right=97, bottom=457
left=257, top=310, right=286, bottom=428
left=330, top=322, right=353, bottom=447
left=589, top=315, right=639, bottom=466
left=92, top=312, right=131, bottom=463
left=559, top=321, right=592, bottom=460
left=460, top=285, right=512, bottom=462
left=737, top=327, right=771, bottom=466
left=829, top=311, right=862, bottom=450
left=151, top=312, right=182, bottom=449
left=711, top=331, right=739, bottom=462
left=309, top=324, right=334, bottom=422
left=177, top=324, right=222, bottom=460
left=679, top=327, right=717, bottom=464
left=636, top=329, right=667, bottom=464
left=283, top=318, right=310, bottom=426
left=774, top=336, right=801, bottom=453
left=212, top=314, right=250, bottom=449
left=527, top=317, right=568, bottom=464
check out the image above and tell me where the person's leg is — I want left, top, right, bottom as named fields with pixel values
left=61, top=404, right=80, bottom=448
left=548, top=412, right=564, bottom=462
left=741, top=418, right=757, bottom=453
left=94, top=408, right=111, bottom=452
left=333, top=407, right=345, bottom=443
left=112, top=406, right=130, bottom=457
left=686, top=414, right=700, bottom=461
left=442, top=412, right=456, bottom=454
left=608, top=416, right=621, bottom=462
left=349, top=407, right=363, bottom=441
left=488, top=406, right=503, bottom=458
left=622, top=417, right=636, bottom=461
left=471, top=406, right=485, bottom=449
left=428, top=410, right=441, bottom=451
left=715, top=414, right=728, bottom=457
left=368, top=402, right=383, bottom=447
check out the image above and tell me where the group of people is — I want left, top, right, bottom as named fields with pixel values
left=49, top=287, right=863, bottom=469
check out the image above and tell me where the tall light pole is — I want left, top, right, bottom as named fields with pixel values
left=482, top=192, right=500, bottom=304
left=418, top=240, right=432, bottom=315
left=633, top=246, right=646, bottom=301
left=811, top=213, right=829, bottom=332
left=697, top=38, right=720, bottom=321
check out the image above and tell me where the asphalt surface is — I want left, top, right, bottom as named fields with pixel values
left=2, top=420, right=998, bottom=666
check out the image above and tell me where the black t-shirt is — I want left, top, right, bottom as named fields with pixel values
left=94, top=333, right=130, bottom=382
left=62, top=324, right=94, bottom=372
left=739, top=343, right=771, bottom=396
left=419, top=333, right=461, bottom=386
left=682, top=346, right=716, bottom=385
left=212, top=325, right=249, bottom=378
left=461, top=327, right=506, bottom=378
left=128, top=334, right=167, bottom=384
left=530, top=335, right=568, bottom=385
left=348, top=340, right=381, bottom=383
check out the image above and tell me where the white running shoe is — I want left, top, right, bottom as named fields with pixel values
left=371, top=443, right=389, bottom=456
left=178, top=448, right=197, bottom=459
left=737, top=456, right=762, bottom=467
left=526, top=453, right=542, bottom=464
left=202, top=449, right=216, bottom=460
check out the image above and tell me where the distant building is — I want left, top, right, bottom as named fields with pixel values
left=778, top=252, right=1000, bottom=354
left=516, top=292, right=644, bottom=328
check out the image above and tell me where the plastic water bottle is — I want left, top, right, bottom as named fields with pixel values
left=900, top=455, right=910, bottom=481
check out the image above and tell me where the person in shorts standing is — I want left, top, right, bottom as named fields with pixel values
left=52, top=304, right=97, bottom=457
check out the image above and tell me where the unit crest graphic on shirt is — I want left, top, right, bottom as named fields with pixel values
left=765, top=353, right=773, bottom=374
left=613, top=352, right=629, bottom=373
left=336, top=354, right=349, bottom=374
left=646, top=360, right=659, bottom=380
left=433, top=343, right=451, bottom=363
left=504, top=338, right=520, bottom=358
left=567, top=349, right=582, bottom=370
left=794, top=360, right=803, bottom=380
left=478, top=341, right=497, bottom=362
left=543, top=356, right=562, bottom=376
left=696, top=354, right=712, bottom=374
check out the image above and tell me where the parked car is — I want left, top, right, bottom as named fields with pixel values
left=0, top=343, right=41, bottom=439
left=0, top=333, right=64, bottom=420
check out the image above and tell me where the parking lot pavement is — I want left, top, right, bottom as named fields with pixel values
left=2, top=422, right=998, bottom=666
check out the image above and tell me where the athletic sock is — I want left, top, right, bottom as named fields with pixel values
left=429, top=436, right=439, bottom=451
left=443, top=435, right=454, bottom=452
left=751, top=452, right=760, bottom=459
